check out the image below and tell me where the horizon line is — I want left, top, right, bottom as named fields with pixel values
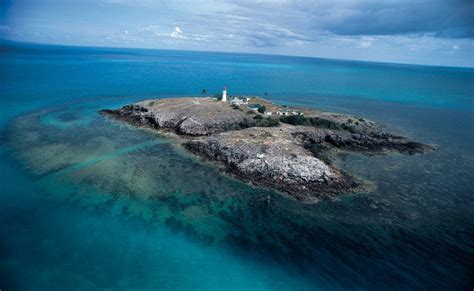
left=2, top=38, right=473, bottom=70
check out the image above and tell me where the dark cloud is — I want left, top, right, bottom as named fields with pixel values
left=226, top=0, right=474, bottom=39
left=319, top=0, right=474, bottom=38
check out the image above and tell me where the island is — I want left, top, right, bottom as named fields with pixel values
left=100, top=94, right=433, bottom=202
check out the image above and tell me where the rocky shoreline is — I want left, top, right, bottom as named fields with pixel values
left=100, top=97, right=433, bottom=202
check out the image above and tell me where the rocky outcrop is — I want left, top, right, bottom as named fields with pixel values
left=184, top=126, right=356, bottom=202
left=101, top=97, right=434, bottom=202
left=100, top=98, right=255, bottom=136
left=289, top=127, right=433, bottom=155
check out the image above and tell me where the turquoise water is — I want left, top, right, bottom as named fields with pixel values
left=1, top=41, right=473, bottom=290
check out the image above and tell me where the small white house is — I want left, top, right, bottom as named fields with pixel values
left=276, top=111, right=290, bottom=116
left=276, top=109, right=302, bottom=116
left=230, top=98, right=245, bottom=106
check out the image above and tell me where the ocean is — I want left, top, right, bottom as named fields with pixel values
left=1, top=41, right=473, bottom=290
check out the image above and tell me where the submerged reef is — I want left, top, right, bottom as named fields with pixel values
left=101, top=97, right=433, bottom=202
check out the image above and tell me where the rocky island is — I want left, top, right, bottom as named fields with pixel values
left=100, top=95, right=433, bottom=202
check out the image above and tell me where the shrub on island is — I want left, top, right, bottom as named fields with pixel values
left=279, top=115, right=358, bottom=133
left=253, top=116, right=279, bottom=127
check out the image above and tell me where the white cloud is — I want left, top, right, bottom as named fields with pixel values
left=170, top=26, right=186, bottom=39
left=358, top=37, right=373, bottom=48
left=138, top=25, right=168, bottom=38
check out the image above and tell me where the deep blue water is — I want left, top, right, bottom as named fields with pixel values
left=1, top=41, right=473, bottom=290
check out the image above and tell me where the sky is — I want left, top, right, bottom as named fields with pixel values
left=1, top=0, right=473, bottom=67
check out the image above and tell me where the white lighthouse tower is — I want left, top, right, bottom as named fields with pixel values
left=222, top=86, right=227, bottom=102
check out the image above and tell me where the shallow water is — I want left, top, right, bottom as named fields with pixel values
left=1, top=42, right=473, bottom=290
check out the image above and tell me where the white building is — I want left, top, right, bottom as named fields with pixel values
left=230, top=98, right=245, bottom=106
left=276, top=109, right=303, bottom=116
left=222, top=87, right=227, bottom=102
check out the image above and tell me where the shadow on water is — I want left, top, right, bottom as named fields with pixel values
left=3, top=98, right=473, bottom=290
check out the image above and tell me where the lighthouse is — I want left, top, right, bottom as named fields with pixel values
left=222, top=87, right=227, bottom=102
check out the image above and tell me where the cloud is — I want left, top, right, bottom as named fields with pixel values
left=142, top=0, right=472, bottom=52
left=2, top=0, right=473, bottom=66
left=358, top=37, right=374, bottom=48
left=322, top=1, right=473, bottom=38
left=115, top=0, right=473, bottom=66
left=137, top=25, right=168, bottom=37
left=170, top=26, right=184, bottom=39
left=176, top=11, right=314, bottom=48
left=224, top=0, right=474, bottom=39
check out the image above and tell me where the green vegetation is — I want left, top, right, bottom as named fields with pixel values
left=279, top=115, right=358, bottom=133
left=148, top=101, right=155, bottom=106
left=254, top=116, right=279, bottom=127
left=279, top=115, right=311, bottom=126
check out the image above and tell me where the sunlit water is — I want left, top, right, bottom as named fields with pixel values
left=1, top=42, right=473, bottom=290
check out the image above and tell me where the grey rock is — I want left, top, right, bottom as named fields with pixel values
left=184, top=126, right=355, bottom=202
left=101, top=98, right=255, bottom=136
